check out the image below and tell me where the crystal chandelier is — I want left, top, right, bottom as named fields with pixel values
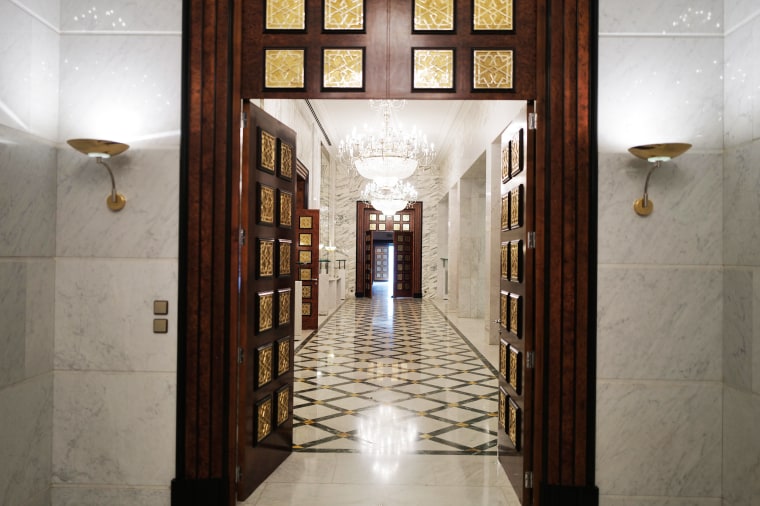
left=339, top=100, right=435, bottom=185
left=361, top=180, right=418, bottom=217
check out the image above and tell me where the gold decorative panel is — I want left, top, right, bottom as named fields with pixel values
left=300, top=268, right=311, bottom=281
left=511, top=129, right=523, bottom=177
left=259, top=129, right=276, bottom=173
left=279, top=191, right=293, bottom=227
left=414, top=0, right=454, bottom=31
left=265, top=0, right=305, bottom=30
left=277, top=337, right=290, bottom=376
left=499, top=340, right=508, bottom=378
left=299, top=215, right=313, bottom=228
left=279, top=239, right=291, bottom=276
left=299, top=233, right=312, bottom=246
left=258, top=291, right=274, bottom=333
left=500, top=243, right=509, bottom=279
left=302, top=301, right=312, bottom=316
left=323, top=49, right=364, bottom=89
left=510, top=185, right=523, bottom=229
left=324, top=0, right=364, bottom=30
left=257, top=343, right=273, bottom=388
left=413, top=49, right=454, bottom=90
left=500, top=195, right=509, bottom=230
left=509, top=347, right=522, bottom=394
left=509, top=294, right=522, bottom=337
left=256, top=396, right=272, bottom=443
left=279, top=142, right=293, bottom=180
left=500, top=291, right=508, bottom=330
left=264, top=49, right=305, bottom=89
left=473, top=50, right=514, bottom=90
left=473, top=0, right=513, bottom=31
left=278, top=288, right=291, bottom=326
left=302, top=285, right=312, bottom=299
left=510, top=240, right=522, bottom=282
left=498, top=388, right=507, bottom=431
left=508, top=396, right=521, bottom=450
left=259, top=184, right=275, bottom=224
left=298, top=250, right=311, bottom=264
left=258, top=239, right=275, bottom=278
left=276, top=386, right=290, bottom=426
left=501, top=145, right=510, bottom=182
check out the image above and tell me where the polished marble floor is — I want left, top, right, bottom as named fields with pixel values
left=241, top=283, right=520, bottom=505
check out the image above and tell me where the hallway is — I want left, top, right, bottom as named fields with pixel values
left=241, top=286, right=520, bottom=505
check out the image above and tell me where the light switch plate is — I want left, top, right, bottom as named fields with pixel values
left=153, top=318, right=168, bottom=333
left=154, top=300, right=169, bottom=315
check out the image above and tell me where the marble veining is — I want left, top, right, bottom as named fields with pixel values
left=51, top=486, right=169, bottom=506
left=0, top=262, right=26, bottom=389
left=723, top=269, right=753, bottom=390
left=722, top=386, right=760, bottom=505
left=723, top=142, right=760, bottom=266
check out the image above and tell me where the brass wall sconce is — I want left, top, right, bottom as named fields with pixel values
left=67, top=138, right=129, bottom=212
left=628, top=142, right=691, bottom=216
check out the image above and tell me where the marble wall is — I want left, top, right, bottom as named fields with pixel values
left=597, top=0, right=726, bottom=503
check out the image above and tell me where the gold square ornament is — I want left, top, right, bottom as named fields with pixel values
left=265, top=0, right=305, bottom=30
left=260, top=130, right=277, bottom=173
left=324, top=0, right=364, bottom=30
left=323, top=49, right=364, bottom=89
left=413, top=49, right=454, bottom=90
left=414, top=0, right=454, bottom=31
left=302, top=302, right=312, bottom=316
left=265, top=49, right=305, bottom=89
left=299, top=233, right=312, bottom=246
left=473, top=0, right=513, bottom=31
left=302, top=285, right=312, bottom=299
left=473, top=49, right=514, bottom=90
left=300, top=268, right=311, bottom=281
left=256, top=396, right=273, bottom=443
left=299, top=215, right=313, bottom=228
left=278, top=288, right=291, bottom=326
left=298, top=250, right=312, bottom=264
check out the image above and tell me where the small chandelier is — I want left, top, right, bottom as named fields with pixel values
left=339, top=100, right=435, bottom=185
left=361, top=180, right=418, bottom=217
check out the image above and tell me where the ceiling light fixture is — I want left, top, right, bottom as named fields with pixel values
left=628, top=142, right=691, bottom=217
left=338, top=100, right=435, bottom=186
left=67, top=138, right=129, bottom=212
left=361, top=180, right=418, bottom=217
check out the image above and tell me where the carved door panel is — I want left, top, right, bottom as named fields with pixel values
left=237, top=103, right=296, bottom=500
left=393, top=231, right=413, bottom=298
left=297, top=209, right=319, bottom=329
left=497, top=104, right=534, bottom=504
left=364, top=230, right=373, bottom=298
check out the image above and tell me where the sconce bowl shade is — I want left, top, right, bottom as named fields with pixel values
left=628, top=143, right=691, bottom=162
left=67, top=138, right=129, bottom=158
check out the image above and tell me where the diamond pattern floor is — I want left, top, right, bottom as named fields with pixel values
left=294, top=284, right=499, bottom=455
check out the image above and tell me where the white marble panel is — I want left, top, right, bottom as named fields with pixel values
left=58, top=34, right=181, bottom=144
left=725, top=0, right=760, bottom=33
left=598, top=37, right=723, bottom=153
left=723, top=141, right=760, bottom=266
left=0, top=262, right=26, bottom=388
left=722, top=386, right=760, bottom=505
left=754, top=267, right=760, bottom=394
left=0, top=1, right=59, bottom=140
left=16, top=0, right=60, bottom=28
left=51, top=486, right=169, bottom=506
left=0, top=373, right=53, bottom=506
left=600, top=0, right=723, bottom=34
left=597, top=266, right=722, bottom=381
left=60, top=0, right=182, bottom=32
left=723, top=269, right=753, bottom=389
left=52, top=371, right=175, bottom=486
left=597, top=152, right=722, bottom=265
left=723, top=19, right=756, bottom=146
left=56, top=147, right=179, bottom=258
left=0, top=127, right=56, bottom=257
left=25, top=258, right=55, bottom=377
left=596, top=380, right=722, bottom=497
left=55, top=258, right=177, bottom=372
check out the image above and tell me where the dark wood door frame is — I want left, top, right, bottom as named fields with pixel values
left=174, top=1, right=598, bottom=505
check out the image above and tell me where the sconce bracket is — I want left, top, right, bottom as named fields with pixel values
left=633, top=198, right=653, bottom=216
left=107, top=193, right=127, bottom=212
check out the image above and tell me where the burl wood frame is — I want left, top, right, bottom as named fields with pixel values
left=173, top=1, right=598, bottom=505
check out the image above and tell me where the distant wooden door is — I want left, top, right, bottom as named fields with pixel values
left=297, top=209, right=319, bottom=329
left=393, top=231, right=414, bottom=298
left=364, top=230, right=373, bottom=298
left=237, top=103, right=295, bottom=499
left=374, top=244, right=389, bottom=281
left=496, top=104, right=534, bottom=504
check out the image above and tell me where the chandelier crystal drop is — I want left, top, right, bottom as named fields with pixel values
left=361, top=180, right=418, bottom=217
left=339, top=100, right=436, bottom=182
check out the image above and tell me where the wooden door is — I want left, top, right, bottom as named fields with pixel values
left=374, top=244, right=389, bottom=281
left=363, top=230, right=373, bottom=298
left=393, top=231, right=413, bottom=298
left=237, top=103, right=296, bottom=500
left=296, top=209, right=319, bottom=329
left=497, top=104, right=534, bottom=503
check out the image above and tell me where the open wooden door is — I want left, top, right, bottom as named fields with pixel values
left=296, top=209, right=319, bottom=329
left=393, top=231, right=414, bottom=298
left=236, top=103, right=296, bottom=500
left=364, top=230, right=373, bottom=298
left=497, top=104, right=534, bottom=503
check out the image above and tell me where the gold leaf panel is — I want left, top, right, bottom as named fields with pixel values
left=473, top=50, right=514, bottom=90
left=510, top=240, right=521, bottom=282
left=324, top=0, right=364, bottom=30
left=299, top=233, right=312, bottom=246
left=500, top=195, right=509, bottom=230
left=413, top=49, right=454, bottom=90
left=279, top=191, right=293, bottom=227
left=509, top=346, right=522, bottom=394
left=265, top=0, right=305, bottom=30
left=500, top=243, right=509, bottom=279
left=511, top=129, right=523, bottom=177
left=510, top=185, right=523, bottom=229
left=501, top=145, right=510, bottom=181
left=278, top=288, right=291, bottom=326
left=256, top=397, right=273, bottom=443
left=473, top=0, right=513, bottom=31
left=498, top=388, right=507, bottom=431
left=508, top=396, right=521, bottom=450
left=279, top=240, right=292, bottom=276
left=298, top=250, right=311, bottom=264
left=260, top=130, right=276, bottom=173
left=258, top=292, right=274, bottom=333
left=499, top=340, right=508, bottom=378
left=299, top=215, right=313, bottom=228
left=277, top=337, right=290, bottom=376
left=414, top=0, right=454, bottom=31
left=276, top=386, right=290, bottom=426
left=500, top=291, right=508, bottom=330
left=265, top=49, right=305, bottom=89
left=323, top=49, right=364, bottom=89
left=509, top=294, right=521, bottom=337
left=280, top=142, right=293, bottom=180
left=259, top=239, right=274, bottom=278
left=302, top=301, right=312, bottom=316
left=259, top=184, right=275, bottom=225
left=302, top=286, right=312, bottom=299
left=257, top=344, right=273, bottom=388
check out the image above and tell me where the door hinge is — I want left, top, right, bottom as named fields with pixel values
left=528, top=113, right=537, bottom=130
left=239, top=228, right=247, bottom=246
left=527, top=231, right=536, bottom=249
left=237, top=347, right=244, bottom=364
left=526, top=351, right=535, bottom=370
left=241, top=111, right=248, bottom=129
left=524, top=471, right=533, bottom=489
left=235, top=465, right=242, bottom=483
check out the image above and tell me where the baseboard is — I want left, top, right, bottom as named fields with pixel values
left=171, top=477, right=225, bottom=506
left=541, top=483, right=599, bottom=506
